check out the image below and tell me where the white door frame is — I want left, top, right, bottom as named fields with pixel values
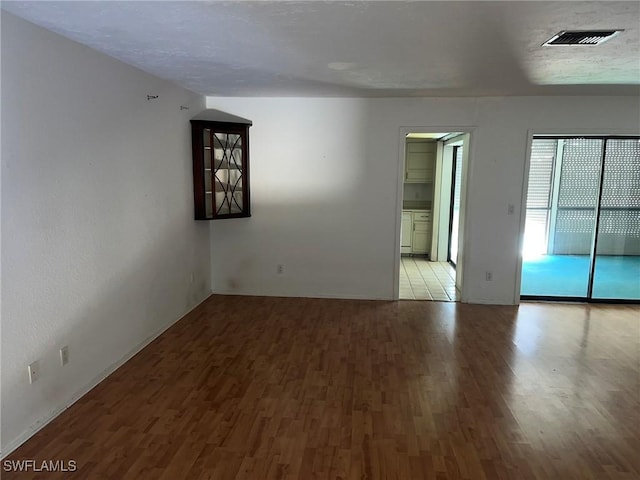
left=438, top=135, right=465, bottom=263
left=393, top=126, right=476, bottom=301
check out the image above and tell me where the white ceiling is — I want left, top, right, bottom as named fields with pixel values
left=3, top=1, right=640, bottom=97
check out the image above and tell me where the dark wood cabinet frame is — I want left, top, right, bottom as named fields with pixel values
left=191, top=118, right=251, bottom=220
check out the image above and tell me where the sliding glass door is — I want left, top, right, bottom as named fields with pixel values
left=521, top=136, right=640, bottom=302
left=591, top=139, right=640, bottom=300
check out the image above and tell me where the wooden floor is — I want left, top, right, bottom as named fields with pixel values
left=5, top=296, right=640, bottom=479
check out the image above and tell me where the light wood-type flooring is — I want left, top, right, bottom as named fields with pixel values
left=5, top=296, right=640, bottom=479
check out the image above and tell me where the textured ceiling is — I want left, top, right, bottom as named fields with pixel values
left=3, top=1, right=640, bottom=97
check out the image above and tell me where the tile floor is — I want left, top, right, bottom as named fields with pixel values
left=399, top=256, right=460, bottom=301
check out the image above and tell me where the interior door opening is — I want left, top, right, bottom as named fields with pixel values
left=398, top=131, right=469, bottom=302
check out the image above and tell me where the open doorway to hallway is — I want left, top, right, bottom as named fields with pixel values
left=398, top=131, right=470, bottom=301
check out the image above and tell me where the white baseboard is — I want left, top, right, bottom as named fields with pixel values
left=211, top=288, right=516, bottom=305
left=210, top=288, right=392, bottom=301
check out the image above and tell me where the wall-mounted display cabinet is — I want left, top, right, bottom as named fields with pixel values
left=191, top=110, right=252, bottom=220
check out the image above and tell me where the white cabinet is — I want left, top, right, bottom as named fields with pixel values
left=405, top=141, right=436, bottom=183
left=401, top=210, right=432, bottom=255
left=412, top=211, right=432, bottom=254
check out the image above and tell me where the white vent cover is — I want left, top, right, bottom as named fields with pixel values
left=543, top=30, right=622, bottom=46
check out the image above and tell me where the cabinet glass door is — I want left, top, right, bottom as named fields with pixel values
left=212, top=132, right=244, bottom=216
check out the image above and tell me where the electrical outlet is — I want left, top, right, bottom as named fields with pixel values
left=277, top=264, right=284, bottom=274
left=507, top=204, right=515, bottom=215
left=28, top=361, right=39, bottom=384
left=485, top=271, right=493, bottom=281
left=60, top=346, right=69, bottom=366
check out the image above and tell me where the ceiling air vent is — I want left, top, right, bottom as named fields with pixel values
left=543, top=30, right=622, bottom=46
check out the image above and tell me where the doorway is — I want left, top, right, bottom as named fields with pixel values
left=396, top=130, right=470, bottom=301
left=521, top=136, right=640, bottom=302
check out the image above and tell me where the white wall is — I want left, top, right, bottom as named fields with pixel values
left=402, top=183, right=431, bottom=204
left=207, top=97, right=382, bottom=299
left=206, top=95, right=639, bottom=304
left=1, top=13, right=210, bottom=455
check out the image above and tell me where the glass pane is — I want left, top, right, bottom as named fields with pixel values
left=215, top=168, right=228, bottom=185
left=209, top=132, right=244, bottom=216
left=215, top=190, right=228, bottom=215
left=227, top=134, right=241, bottom=150
left=231, top=147, right=242, bottom=171
left=592, top=139, right=640, bottom=300
left=522, top=139, right=555, bottom=257
left=205, top=192, right=213, bottom=218
left=231, top=191, right=243, bottom=214
left=204, top=148, right=211, bottom=170
left=228, top=168, right=241, bottom=186
left=204, top=171, right=212, bottom=193
left=214, top=147, right=224, bottom=163
left=449, top=147, right=463, bottom=265
left=521, top=138, right=603, bottom=297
